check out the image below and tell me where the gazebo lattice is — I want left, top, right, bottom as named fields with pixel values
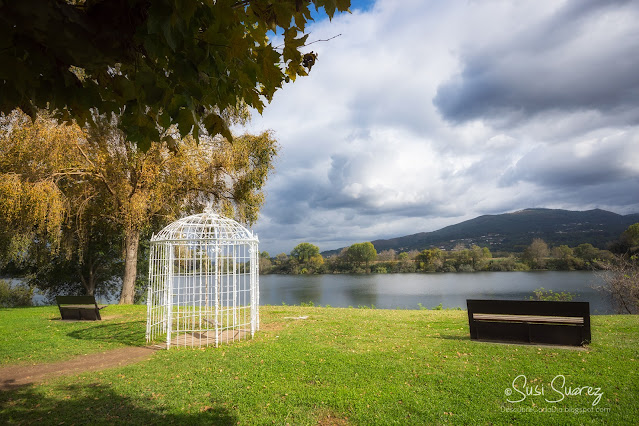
left=145, top=210, right=259, bottom=349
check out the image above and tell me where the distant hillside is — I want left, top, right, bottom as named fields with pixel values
left=322, top=208, right=639, bottom=256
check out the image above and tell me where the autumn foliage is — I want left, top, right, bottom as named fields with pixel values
left=0, top=110, right=277, bottom=302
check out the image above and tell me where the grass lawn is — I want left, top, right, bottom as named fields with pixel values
left=0, top=305, right=637, bottom=425
left=0, top=305, right=147, bottom=366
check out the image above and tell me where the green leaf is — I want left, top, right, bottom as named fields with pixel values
left=177, top=108, right=194, bottom=136
left=168, top=94, right=188, bottom=117
left=177, top=0, right=198, bottom=25
left=162, top=19, right=177, bottom=51
left=157, top=110, right=171, bottom=130
left=203, top=113, right=232, bottom=141
left=111, top=76, right=136, bottom=102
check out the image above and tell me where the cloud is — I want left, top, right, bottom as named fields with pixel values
left=502, top=130, right=639, bottom=187
left=245, top=0, right=639, bottom=255
left=433, top=0, right=639, bottom=127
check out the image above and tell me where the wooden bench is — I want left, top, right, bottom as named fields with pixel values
left=56, top=296, right=107, bottom=321
left=466, top=299, right=590, bottom=346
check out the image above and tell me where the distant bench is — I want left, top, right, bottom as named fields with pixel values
left=56, top=296, right=107, bottom=321
left=466, top=299, right=591, bottom=346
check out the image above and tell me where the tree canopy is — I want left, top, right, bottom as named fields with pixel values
left=0, top=110, right=277, bottom=302
left=522, top=238, right=550, bottom=269
left=0, top=0, right=350, bottom=150
left=346, top=242, right=377, bottom=268
left=290, top=242, right=320, bottom=263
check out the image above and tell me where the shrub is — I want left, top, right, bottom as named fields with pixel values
left=373, top=266, right=388, bottom=274
left=0, top=279, right=33, bottom=307
left=546, top=257, right=585, bottom=271
left=599, top=255, right=639, bottom=314
left=457, top=264, right=474, bottom=273
left=530, top=287, right=576, bottom=302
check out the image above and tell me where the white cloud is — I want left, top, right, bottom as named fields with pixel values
left=244, top=0, right=639, bottom=255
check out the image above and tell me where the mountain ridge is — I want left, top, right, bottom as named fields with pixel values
left=321, top=208, right=639, bottom=256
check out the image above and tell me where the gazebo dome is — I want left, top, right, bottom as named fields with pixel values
left=145, top=209, right=260, bottom=349
left=151, top=211, right=258, bottom=243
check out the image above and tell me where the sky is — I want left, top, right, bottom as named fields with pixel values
left=245, top=0, right=639, bottom=255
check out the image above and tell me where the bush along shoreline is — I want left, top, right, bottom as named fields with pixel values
left=260, top=239, right=614, bottom=275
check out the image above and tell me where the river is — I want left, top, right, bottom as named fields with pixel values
left=9, top=271, right=615, bottom=314
left=259, top=271, right=615, bottom=314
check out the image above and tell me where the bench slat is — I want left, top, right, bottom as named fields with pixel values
left=473, top=313, right=583, bottom=324
left=59, top=304, right=108, bottom=310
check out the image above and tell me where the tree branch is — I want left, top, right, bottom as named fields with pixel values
left=274, top=33, right=342, bottom=50
left=305, top=33, right=342, bottom=46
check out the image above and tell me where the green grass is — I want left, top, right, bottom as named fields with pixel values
left=0, top=305, right=147, bottom=365
left=1, top=306, right=638, bottom=425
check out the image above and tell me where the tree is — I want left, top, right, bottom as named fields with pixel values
left=396, top=251, right=417, bottom=273
left=551, top=245, right=574, bottom=260
left=622, top=223, right=639, bottom=250
left=600, top=254, right=639, bottom=314
left=290, top=242, right=320, bottom=263
left=522, top=238, right=549, bottom=269
left=377, top=249, right=397, bottom=262
left=574, top=243, right=600, bottom=263
left=0, top=110, right=120, bottom=297
left=275, top=253, right=289, bottom=264
left=548, top=244, right=583, bottom=271
left=346, top=242, right=377, bottom=269
left=307, top=254, right=325, bottom=273
left=600, top=223, right=639, bottom=314
left=0, top=110, right=277, bottom=303
left=469, top=245, right=491, bottom=270
left=416, top=248, right=443, bottom=271
left=610, top=223, right=639, bottom=255
left=0, top=0, right=351, bottom=149
left=259, top=251, right=272, bottom=274
left=86, top=116, right=278, bottom=303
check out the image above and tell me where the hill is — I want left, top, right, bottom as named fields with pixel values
left=322, top=208, right=639, bottom=256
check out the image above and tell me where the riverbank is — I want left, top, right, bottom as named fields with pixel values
left=1, top=305, right=637, bottom=424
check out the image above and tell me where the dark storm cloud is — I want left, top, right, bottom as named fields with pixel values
left=433, top=0, right=639, bottom=125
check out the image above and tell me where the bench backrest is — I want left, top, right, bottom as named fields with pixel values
left=56, top=295, right=99, bottom=306
left=467, top=299, right=591, bottom=345
left=467, top=299, right=590, bottom=317
left=56, top=295, right=102, bottom=320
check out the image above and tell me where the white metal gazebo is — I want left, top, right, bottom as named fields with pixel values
left=145, top=209, right=260, bottom=349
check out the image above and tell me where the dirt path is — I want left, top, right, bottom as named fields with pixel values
left=0, top=346, right=160, bottom=391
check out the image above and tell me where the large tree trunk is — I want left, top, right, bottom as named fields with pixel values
left=78, top=273, right=96, bottom=296
left=119, top=228, right=140, bottom=304
left=78, top=260, right=97, bottom=296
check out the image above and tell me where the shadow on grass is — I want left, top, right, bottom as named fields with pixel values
left=67, top=321, right=147, bottom=347
left=438, top=334, right=471, bottom=341
left=0, top=382, right=236, bottom=425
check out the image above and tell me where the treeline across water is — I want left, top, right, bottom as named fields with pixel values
left=259, top=239, right=615, bottom=275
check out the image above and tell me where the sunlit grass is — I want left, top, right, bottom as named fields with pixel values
left=0, top=305, right=146, bottom=365
left=0, top=306, right=637, bottom=424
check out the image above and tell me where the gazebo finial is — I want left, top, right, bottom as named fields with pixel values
left=204, top=202, right=215, bottom=215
